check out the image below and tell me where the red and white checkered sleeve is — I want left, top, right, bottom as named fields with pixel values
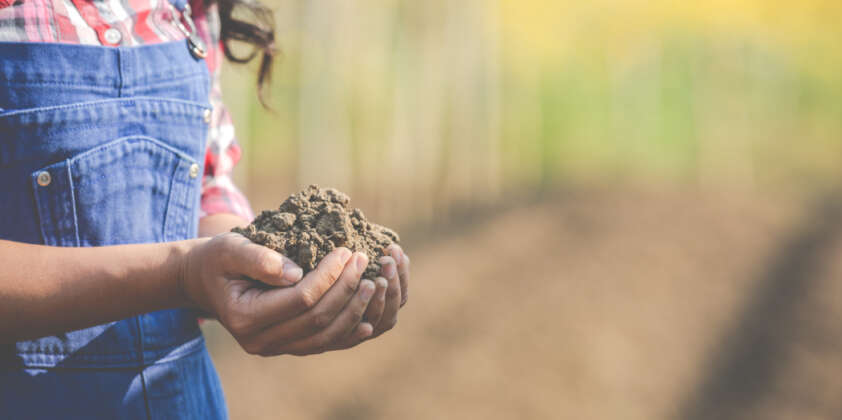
left=200, top=69, right=254, bottom=222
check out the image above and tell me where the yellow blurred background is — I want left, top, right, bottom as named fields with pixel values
left=204, top=1, right=842, bottom=419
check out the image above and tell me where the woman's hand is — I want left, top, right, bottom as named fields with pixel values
left=362, top=243, right=410, bottom=339
left=180, top=233, right=376, bottom=356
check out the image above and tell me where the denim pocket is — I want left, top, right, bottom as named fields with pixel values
left=31, top=135, right=201, bottom=246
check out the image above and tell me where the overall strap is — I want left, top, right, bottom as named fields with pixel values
left=166, top=0, right=207, bottom=59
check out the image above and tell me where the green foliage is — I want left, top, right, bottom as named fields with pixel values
left=223, top=0, right=842, bottom=211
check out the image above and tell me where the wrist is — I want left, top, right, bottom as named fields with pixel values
left=168, top=238, right=208, bottom=309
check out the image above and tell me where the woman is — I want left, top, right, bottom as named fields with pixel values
left=0, top=0, right=410, bottom=418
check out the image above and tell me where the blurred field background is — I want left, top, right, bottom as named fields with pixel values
left=203, top=1, right=842, bottom=419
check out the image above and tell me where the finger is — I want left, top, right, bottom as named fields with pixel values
left=242, top=247, right=352, bottom=329
left=373, top=256, right=400, bottom=337
left=385, top=243, right=404, bottom=261
left=275, top=279, right=376, bottom=356
left=224, top=236, right=303, bottom=287
left=327, top=322, right=374, bottom=351
left=362, top=277, right=388, bottom=327
left=379, top=254, right=397, bottom=282
left=398, top=254, right=409, bottom=307
left=387, top=244, right=410, bottom=307
left=251, top=252, right=368, bottom=347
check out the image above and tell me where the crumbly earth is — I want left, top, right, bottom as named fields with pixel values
left=232, top=185, right=400, bottom=280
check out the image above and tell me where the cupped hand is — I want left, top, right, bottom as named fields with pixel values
left=180, top=233, right=376, bottom=356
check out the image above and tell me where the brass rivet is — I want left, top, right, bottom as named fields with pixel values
left=203, top=108, right=212, bottom=124
left=189, top=163, right=200, bottom=179
left=36, top=171, right=51, bottom=187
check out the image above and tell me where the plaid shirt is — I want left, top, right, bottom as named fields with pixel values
left=0, top=0, right=254, bottom=221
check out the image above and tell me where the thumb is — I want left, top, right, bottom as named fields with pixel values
left=233, top=241, right=304, bottom=287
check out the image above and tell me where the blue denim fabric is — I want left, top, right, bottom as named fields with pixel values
left=0, top=41, right=227, bottom=419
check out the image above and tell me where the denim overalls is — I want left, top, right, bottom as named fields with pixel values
left=0, top=24, right=227, bottom=420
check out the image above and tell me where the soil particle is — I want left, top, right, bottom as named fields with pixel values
left=233, top=185, right=400, bottom=280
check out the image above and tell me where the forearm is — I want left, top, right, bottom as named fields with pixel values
left=0, top=239, right=199, bottom=342
left=199, top=213, right=249, bottom=237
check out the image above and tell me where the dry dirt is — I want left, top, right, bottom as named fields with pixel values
left=205, top=187, right=842, bottom=420
left=233, top=185, right=399, bottom=280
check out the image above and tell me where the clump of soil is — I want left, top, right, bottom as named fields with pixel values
left=233, top=185, right=400, bottom=280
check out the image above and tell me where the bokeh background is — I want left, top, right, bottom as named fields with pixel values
left=202, top=1, right=842, bottom=419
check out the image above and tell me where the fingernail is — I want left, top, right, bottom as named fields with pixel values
left=376, top=277, right=388, bottom=301
left=385, top=263, right=397, bottom=279
left=391, top=247, right=401, bottom=261
left=283, top=262, right=303, bottom=282
left=360, top=280, right=375, bottom=301
left=379, top=256, right=396, bottom=278
left=355, top=253, right=369, bottom=272
left=284, top=267, right=303, bottom=284
left=337, top=247, right=352, bottom=260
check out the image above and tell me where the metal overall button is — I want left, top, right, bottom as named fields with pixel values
left=189, top=163, right=200, bottom=179
left=203, top=108, right=212, bottom=123
left=36, top=171, right=51, bottom=187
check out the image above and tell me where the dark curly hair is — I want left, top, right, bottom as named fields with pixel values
left=216, top=0, right=277, bottom=106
